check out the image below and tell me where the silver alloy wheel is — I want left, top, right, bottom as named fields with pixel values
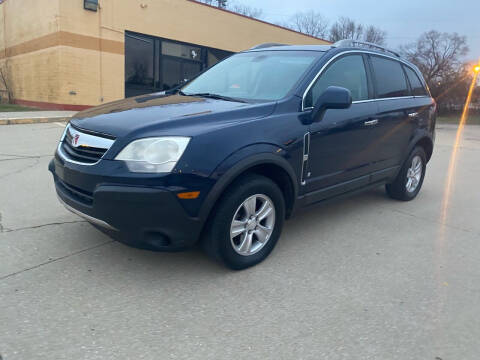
left=406, top=155, right=423, bottom=193
left=230, top=194, right=276, bottom=256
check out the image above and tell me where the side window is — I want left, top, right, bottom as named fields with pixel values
left=371, top=56, right=409, bottom=98
left=404, top=66, right=428, bottom=96
left=305, top=55, right=369, bottom=108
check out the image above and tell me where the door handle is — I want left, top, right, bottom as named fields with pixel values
left=364, top=119, right=379, bottom=126
left=408, top=112, right=419, bottom=118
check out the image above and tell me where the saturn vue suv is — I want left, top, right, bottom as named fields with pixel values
left=49, top=41, right=436, bottom=269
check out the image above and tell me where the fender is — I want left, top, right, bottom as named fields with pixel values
left=406, top=129, right=434, bottom=162
left=198, top=143, right=299, bottom=222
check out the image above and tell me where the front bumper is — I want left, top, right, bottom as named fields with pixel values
left=49, top=158, right=205, bottom=251
left=57, top=194, right=117, bottom=231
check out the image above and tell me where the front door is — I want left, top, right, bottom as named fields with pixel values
left=305, top=103, right=378, bottom=197
left=302, top=54, right=378, bottom=200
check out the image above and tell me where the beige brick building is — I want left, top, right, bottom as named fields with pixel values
left=0, top=0, right=329, bottom=110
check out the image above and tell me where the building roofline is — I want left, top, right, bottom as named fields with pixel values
left=186, top=0, right=331, bottom=44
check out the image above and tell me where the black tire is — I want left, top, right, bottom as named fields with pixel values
left=202, top=174, right=285, bottom=270
left=386, top=146, right=427, bottom=201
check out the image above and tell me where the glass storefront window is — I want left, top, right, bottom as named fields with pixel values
left=161, top=57, right=182, bottom=91
left=162, top=41, right=202, bottom=61
left=125, top=31, right=233, bottom=97
left=125, top=34, right=154, bottom=89
left=207, top=48, right=233, bottom=67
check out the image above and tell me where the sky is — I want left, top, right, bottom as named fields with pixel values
left=235, top=0, right=480, bottom=61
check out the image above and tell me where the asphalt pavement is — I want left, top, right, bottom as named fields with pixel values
left=1, top=122, right=479, bottom=360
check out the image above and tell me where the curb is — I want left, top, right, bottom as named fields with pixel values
left=0, top=116, right=72, bottom=125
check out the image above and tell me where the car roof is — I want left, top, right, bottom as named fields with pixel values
left=247, top=44, right=332, bottom=52
left=248, top=44, right=399, bottom=58
left=246, top=44, right=419, bottom=71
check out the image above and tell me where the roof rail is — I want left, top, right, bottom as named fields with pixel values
left=333, top=39, right=401, bottom=58
left=250, top=43, right=287, bottom=50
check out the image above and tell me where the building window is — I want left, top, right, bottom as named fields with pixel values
left=161, top=42, right=202, bottom=61
left=125, top=34, right=155, bottom=97
left=84, top=0, right=98, bottom=11
left=125, top=31, right=233, bottom=98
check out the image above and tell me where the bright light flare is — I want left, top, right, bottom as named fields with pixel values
left=433, top=59, right=479, bottom=330
left=440, top=66, right=479, bottom=224
left=434, top=60, right=479, bottom=319
left=474, top=65, right=480, bottom=73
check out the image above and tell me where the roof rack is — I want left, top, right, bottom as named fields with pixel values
left=250, top=43, right=287, bottom=50
left=333, top=39, right=401, bottom=58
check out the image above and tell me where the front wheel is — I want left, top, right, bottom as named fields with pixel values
left=386, top=146, right=427, bottom=201
left=202, top=174, right=285, bottom=270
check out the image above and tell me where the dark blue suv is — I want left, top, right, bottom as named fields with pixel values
left=49, top=41, right=436, bottom=269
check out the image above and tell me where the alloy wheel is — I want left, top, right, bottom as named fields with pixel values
left=230, top=194, right=276, bottom=256
left=406, top=155, right=423, bottom=193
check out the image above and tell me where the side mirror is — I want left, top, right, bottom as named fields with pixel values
left=310, top=86, right=352, bottom=123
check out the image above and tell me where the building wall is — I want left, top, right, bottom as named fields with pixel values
left=0, top=0, right=61, bottom=105
left=0, top=0, right=329, bottom=109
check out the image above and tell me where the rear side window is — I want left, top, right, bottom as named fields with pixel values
left=371, top=56, right=409, bottom=98
left=404, top=66, right=428, bottom=96
left=305, top=54, right=369, bottom=108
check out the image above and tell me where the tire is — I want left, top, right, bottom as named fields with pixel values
left=386, top=146, right=427, bottom=201
left=202, top=174, right=285, bottom=270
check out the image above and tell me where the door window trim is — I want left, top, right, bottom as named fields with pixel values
left=301, top=50, right=423, bottom=111
left=402, top=64, right=414, bottom=96
left=302, top=53, right=371, bottom=109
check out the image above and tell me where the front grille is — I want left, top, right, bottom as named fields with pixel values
left=61, top=141, right=106, bottom=164
left=58, top=124, right=115, bottom=165
left=55, top=177, right=94, bottom=205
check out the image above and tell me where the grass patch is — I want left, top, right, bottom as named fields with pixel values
left=437, top=114, right=480, bottom=125
left=0, top=104, right=42, bottom=112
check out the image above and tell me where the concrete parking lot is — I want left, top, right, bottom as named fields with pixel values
left=1, top=122, right=479, bottom=359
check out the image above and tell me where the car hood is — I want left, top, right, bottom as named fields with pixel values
left=70, top=93, right=275, bottom=138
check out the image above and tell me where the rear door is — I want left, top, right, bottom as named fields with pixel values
left=403, top=65, right=436, bottom=131
left=368, top=55, right=415, bottom=176
left=303, top=53, right=378, bottom=198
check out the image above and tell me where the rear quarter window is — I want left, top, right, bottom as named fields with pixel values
left=404, top=65, right=428, bottom=96
left=371, top=56, right=409, bottom=99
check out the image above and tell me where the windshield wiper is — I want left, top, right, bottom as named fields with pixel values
left=179, top=91, right=247, bottom=103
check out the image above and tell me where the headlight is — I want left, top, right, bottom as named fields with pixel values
left=115, top=137, right=190, bottom=173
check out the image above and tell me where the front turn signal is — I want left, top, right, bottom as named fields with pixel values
left=177, top=191, right=200, bottom=199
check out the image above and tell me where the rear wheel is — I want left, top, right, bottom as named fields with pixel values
left=202, top=174, right=285, bottom=270
left=386, top=146, right=426, bottom=201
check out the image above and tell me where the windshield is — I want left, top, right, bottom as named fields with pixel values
left=181, top=51, right=322, bottom=101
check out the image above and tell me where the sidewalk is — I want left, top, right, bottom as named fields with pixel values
left=0, top=111, right=77, bottom=125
